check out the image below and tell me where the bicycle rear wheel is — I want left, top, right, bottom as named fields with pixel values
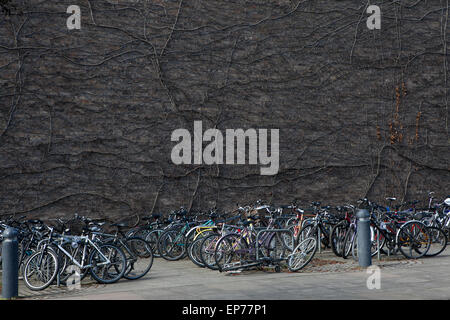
left=330, top=221, right=348, bottom=257
left=397, top=221, right=431, bottom=259
left=123, top=237, right=154, bottom=280
left=89, top=244, right=126, bottom=284
left=214, top=233, right=250, bottom=272
left=199, top=233, right=221, bottom=270
left=157, top=230, right=186, bottom=261
left=145, top=229, right=163, bottom=258
left=342, top=224, right=356, bottom=259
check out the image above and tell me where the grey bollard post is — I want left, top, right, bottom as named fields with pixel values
left=2, top=227, right=19, bottom=299
left=356, top=209, right=372, bottom=267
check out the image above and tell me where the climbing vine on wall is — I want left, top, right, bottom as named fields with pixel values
left=0, top=1, right=448, bottom=222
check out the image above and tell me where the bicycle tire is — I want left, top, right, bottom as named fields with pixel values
left=145, top=229, right=163, bottom=258
left=397, top=221, right=431, bottom=259
left=188, top=236, right=206, bottom=268
left=23, top=248, right=59, bottom=291
left=287, top=236, right=317, bottom=272
left=424, top=226, right=447, bottom=257
left=89, top=244, right=126, bottom=284
left=157, top=229, right=186, bottom=261
left=214, top=233, right=250, bottom=272
left=342, top=224, right=356, bottom=259
left=296, top=224, right=317, bottom=243
left=122, top=237, right=154, bottom=280
left=330, top=221, right=348, bottom=257
left=199, top=233, right=221, bottom=270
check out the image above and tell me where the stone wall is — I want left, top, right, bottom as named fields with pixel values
left=0, top=0, right=448, bottom=222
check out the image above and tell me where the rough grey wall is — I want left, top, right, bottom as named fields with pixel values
left=0, top=0, right=449, bottom=222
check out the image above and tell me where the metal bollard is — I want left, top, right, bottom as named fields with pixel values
left=2, top=227, right=19, bottom=299
left=356, top=209, right=372, bottom=267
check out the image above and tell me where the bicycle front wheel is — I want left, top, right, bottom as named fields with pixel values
left=123, top=237, right=154, bottom=280
left=23, top=248, right=59, bottom=291
left=89, top=244, right=126, bottom=284
left=287, top=237, right=317, bottom=272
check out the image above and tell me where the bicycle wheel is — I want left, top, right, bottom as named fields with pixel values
left=342, top=224, right=356, bottom=259
left=89, top=244, right=126, bottom=284
left=397, top=221, right=431, bottom=259
left=296, top=224, right=317, bottom=243
left=330, top=221, right=348, bottom=257
left=425, top=226, right=447, bottom=257
left=157, top=229, right=186, bottom=261
left=188, top=236, right=206, bottom=268
left=199, top=233, right=222, bottom=270
left=184, top=227, right=200, bottom=251
left=145, top=229, right=163, bottom=258
left=262, top=231, right=293, bottom=261
left=287, top=236, right=317, bottom=272
left=23, top=248, right=59, bottom=291
left=214, top=233, right=250, bottom=272
left=122, top=237, right=154, bottom=280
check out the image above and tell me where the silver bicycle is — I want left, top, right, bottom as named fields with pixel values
left=23, top=225, right=126, bottom=291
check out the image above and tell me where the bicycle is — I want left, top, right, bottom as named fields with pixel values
left=23, top=224, right=127, bottom=290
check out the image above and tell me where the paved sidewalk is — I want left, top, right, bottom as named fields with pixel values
left=22, top=249, right=450, bottom=300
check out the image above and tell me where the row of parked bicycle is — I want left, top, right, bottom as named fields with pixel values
left=126, top=193, right=450, bottom=272
left=1, top=192, right=449, bottom=291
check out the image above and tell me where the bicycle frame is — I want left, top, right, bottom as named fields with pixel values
left=42, top=235, right=112, bottom=270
